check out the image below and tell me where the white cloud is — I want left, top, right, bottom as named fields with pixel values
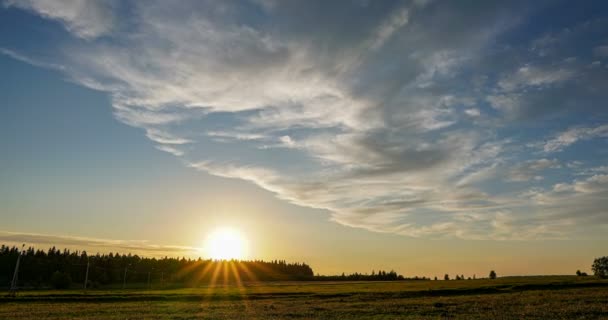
left=370, top=7, right=409, bottom=51
left=543, top=124, right=608, bottom=153
left=207, top=131, right=266, bottom=142
left=464, top=108, right=481, bottom=117
left=3, top=0, right=115, bottom=39
left=508, top=159, right=560, bottom=182
left=0, top=48, right=65, bottom=71
left=155, top=145, right=184, bottom=157
left=146, top=129, right=192, bottom=145
left=486, top=94, right=521, bottom=114
left=497, top=65, right=574, bottom=92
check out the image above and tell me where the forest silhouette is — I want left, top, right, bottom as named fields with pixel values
left=1, top=245, right=419, bottom=289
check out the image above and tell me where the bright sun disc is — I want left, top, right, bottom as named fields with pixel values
left=205, top=227, right=248, bottom=260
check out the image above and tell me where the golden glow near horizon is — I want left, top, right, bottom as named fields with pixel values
left=204, top=227, right=248, bottom=260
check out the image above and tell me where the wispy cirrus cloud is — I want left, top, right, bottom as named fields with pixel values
left=508, top=159, right=561, bottom=182
left=0, top=231, right=200, bottom=257
left=2, top=1, right=608, bottom=239
left=542, top=124, right=608, bottom=153
left=3, top=0, right=115, bottom=39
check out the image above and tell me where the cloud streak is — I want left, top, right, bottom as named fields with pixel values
left=3, top=0, right=115, bottom=39
left=0, top=231, right=200, bottom=257
left=543, top=125, right=608, bottom=153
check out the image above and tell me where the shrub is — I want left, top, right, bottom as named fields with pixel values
left=489, top=270, right=497, bottom=279
left=50, top=271, right=72, bottom=289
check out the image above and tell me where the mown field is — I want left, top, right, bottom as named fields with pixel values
left=1, top=276, right=607, bottom=319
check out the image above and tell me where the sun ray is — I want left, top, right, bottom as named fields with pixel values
left=237, top=262, right=259, bottom=283
left=192, top=260, right=215, bottom=285
left=229, top=261, right=251, bottom=313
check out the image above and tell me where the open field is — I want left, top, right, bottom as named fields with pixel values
left=2, top=276, right=608, bottom=319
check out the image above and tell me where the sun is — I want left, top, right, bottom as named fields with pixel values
left=205, top=227, right=248, bottom=260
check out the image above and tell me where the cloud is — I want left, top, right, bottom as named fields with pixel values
left=146, top=129, right=192, bottom=145
left=0, top=231, right=200, bottom=257
left=508, top=159, right=560, bottom=182
left=497, top=65, right=574, bottom=92
left=155, top=145, right=184, bottom=157
left=465, top=108, right=481, bottom=117
left=543, top=124, right=608, bottom=153
left=520, top=174, right=608, bottom=230
left=3, top=0, right=115, bottom=39
left=0, top=48, right=65, bottom=71
left=3, top=1, right=608, bottom=239
left=369, top=7, right=409, bottom=51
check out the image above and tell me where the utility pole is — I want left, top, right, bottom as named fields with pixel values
left=122, top=266, right=128, bottom=289
left=9, top=244, right=25, bottom=297
left=84, top=256, right=90, bottom=291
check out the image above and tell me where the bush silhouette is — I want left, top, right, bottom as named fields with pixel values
left=489, top=270, right=497, bottom=279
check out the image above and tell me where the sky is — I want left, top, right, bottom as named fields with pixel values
left=1, top=0, right=608, bottom=277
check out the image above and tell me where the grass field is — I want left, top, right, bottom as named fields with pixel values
left=2, top=276, right=608, bottom=319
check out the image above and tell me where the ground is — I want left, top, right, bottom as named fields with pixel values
left=1, top=276, right=608, bottom=319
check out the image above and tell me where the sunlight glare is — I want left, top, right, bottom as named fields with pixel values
left=205, top=227, right=248, bottom=260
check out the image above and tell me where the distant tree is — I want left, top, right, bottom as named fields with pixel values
left=489, top=270, right=497, bottom=279
left=444, top=274, right=450, bottom=281
left=434, top=276, right=438, bottom=281
left=592, top=257, right=608, bottom=278
left=50, top=271, right=72, bottom=289
left=576, top=270, right=581, bottom=276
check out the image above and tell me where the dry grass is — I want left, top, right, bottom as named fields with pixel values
left=2, top=276, right=607, bottom=319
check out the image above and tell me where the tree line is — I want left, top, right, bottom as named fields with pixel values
left=0, top=245, right=314, bottom=289
left=5, top=244, right=604, bottom=289
left=314, top=270, right=416, bottom=281
left=0, top=245, right=435, bottom=288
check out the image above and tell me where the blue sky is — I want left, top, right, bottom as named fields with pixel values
left=1, top=0, right=608, bottom=274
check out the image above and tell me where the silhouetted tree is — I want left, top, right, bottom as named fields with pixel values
left=444, top=274, right=450, bottom=280
left=489, top=270, right=497, bottom=279
left=592, top=256, right=608, bottom=278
